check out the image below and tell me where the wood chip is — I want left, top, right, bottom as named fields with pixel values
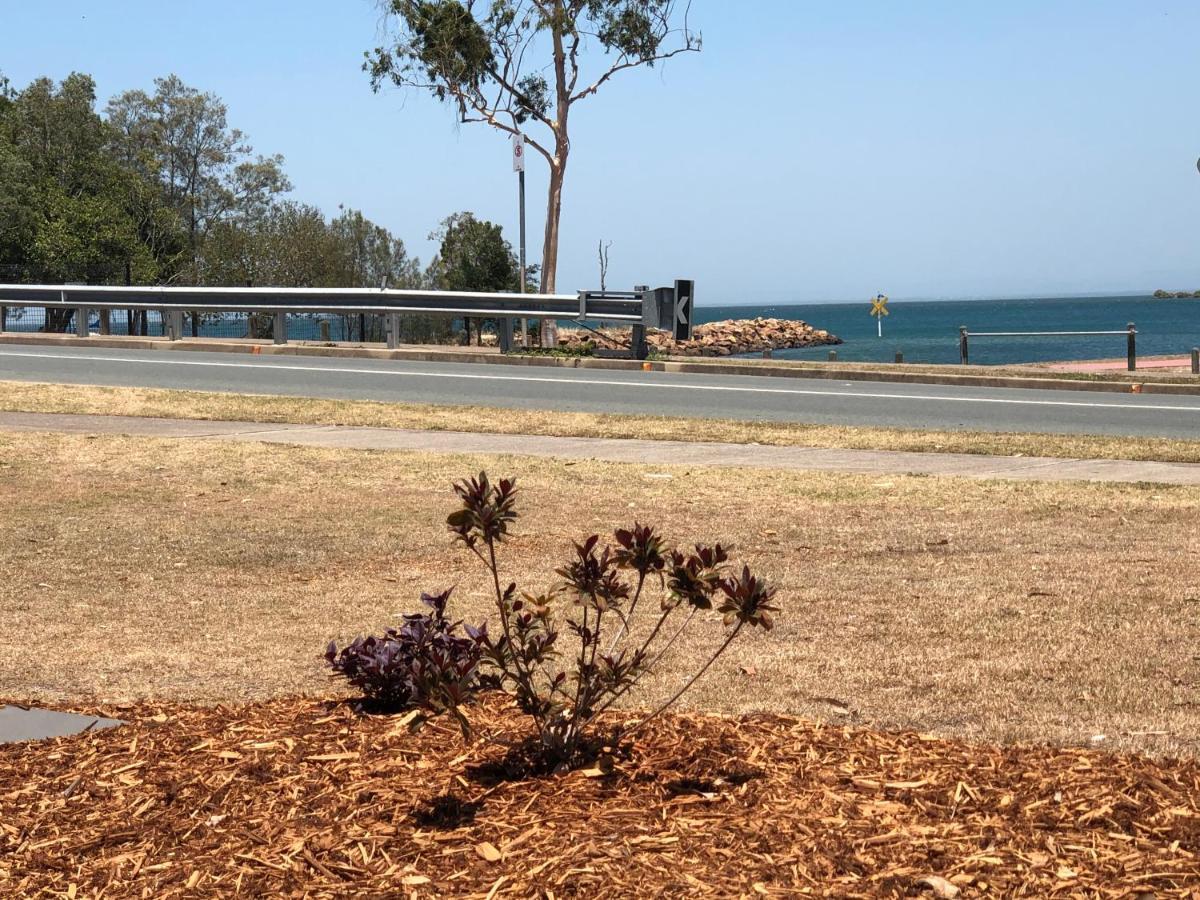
left=3, top=696, right=1200, bottom=896
left=475, top=841, right=502, bottom=863
left=916, top=875, right=960, bottom=898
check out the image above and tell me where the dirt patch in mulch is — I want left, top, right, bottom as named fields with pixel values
left=3, top=698, right=1199, bottom=898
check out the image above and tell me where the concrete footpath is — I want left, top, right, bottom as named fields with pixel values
left=4, top=411, right=1200, bottom=485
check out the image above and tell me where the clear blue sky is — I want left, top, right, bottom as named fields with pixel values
left=3, top=1, right=1199, bottom=303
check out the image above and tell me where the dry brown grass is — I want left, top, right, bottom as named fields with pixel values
left=3, top=430, right=1200, bottom=758
left=5, top=379, right=1200, bottom=463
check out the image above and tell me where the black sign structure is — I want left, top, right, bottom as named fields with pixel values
left=672, top=279, right=694, bottom=341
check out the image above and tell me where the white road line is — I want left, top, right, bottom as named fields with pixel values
left=0, top=349, right=1197, bottom=413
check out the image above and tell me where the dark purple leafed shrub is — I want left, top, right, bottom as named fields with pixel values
left=448, top=472, right=779, bottom=765
left=325, top=589, right=482, bottom=735
left=326, top=472, right=780, bottom=768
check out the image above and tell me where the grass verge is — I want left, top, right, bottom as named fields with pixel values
left=2, top=430, right=1198, bottom=756
left=4, top=379, right=1200, bottom=462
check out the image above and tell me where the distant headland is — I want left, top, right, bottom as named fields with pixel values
left=1152, top=289, right=1200, bottom=298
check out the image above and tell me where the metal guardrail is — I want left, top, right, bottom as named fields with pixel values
left=0, top=280, right=695, bottom=358
left=959, top=323, right=1138, bottom=370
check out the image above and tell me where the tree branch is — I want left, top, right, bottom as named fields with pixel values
left=570, top=43, right=700, bottom=104
left=460, top=111, right=553, bottom=164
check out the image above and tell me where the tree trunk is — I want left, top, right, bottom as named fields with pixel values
left=540, top=159, right=565, bottom=294
left=538, top=17, right=571, bottom=349
left=539, top=152, right=567, bottom=347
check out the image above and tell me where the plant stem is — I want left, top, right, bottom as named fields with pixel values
left=606, top=571, right=645, bottom=653
left=632, top=603, right=676, bottom=668
left=627, top=621, right=744, bottom=738
left=484, top=537, right=543, bottom=732
left=593, top=605, right=688, bottom=716
left=581, top=603, right=605, bottom=716
left=562, top=597, right=599, bottom=753
left=642, top=606, right=697, bottom=677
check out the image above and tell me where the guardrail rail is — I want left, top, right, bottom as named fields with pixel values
left=958, top=323, right=1138, bottom=370
left=0, top=280, right=695, bottom=360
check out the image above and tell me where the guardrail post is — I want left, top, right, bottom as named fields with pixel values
left=273, top=310, right=287, bottom=345
left=894, top=351, right=904, bottom=364
left=0, top=305, right=6, bottom=333
left=828, top=350, right=837, bottom=362
left=498, top=317, right=513, bottom=353
left=1127, top=322, right=1136, bottom=372
left=386, top=313, right=400, bottom=350
left=1193, top=348, right=1199, bottom=375
left=959, top=327, right=969, bottom=365
left=76, top=306, right=90, bottom=338
left=631, top=324, right=648, bottom=360
left=167, top=311, right=183, bottom=340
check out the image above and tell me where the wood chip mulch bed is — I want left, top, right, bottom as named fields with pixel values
left=2, top=698, right=1199, bottom=898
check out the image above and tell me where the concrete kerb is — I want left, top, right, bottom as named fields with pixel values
left=3, top=332, right=1199, bottom=396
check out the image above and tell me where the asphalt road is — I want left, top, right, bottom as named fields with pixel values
left=2, top=345, right=1200, bottom=439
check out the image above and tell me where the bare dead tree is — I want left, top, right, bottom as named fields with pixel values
left=598, top=239, right=611, bottom=292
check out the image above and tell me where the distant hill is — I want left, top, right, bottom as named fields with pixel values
left=1152, top=289, right=1200, bottom=298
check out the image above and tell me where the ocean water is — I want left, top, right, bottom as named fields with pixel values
left=696, top=295, right=1200, bottom=365
left=5, top=293, right=1198, bottom=366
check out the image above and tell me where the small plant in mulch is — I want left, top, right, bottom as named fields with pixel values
left=327, top=471, right=779, bottom=768
left=324, top=588, right=482, bottom=736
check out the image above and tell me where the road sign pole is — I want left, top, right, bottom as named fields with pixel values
left=514, top=133, right=528, bottom=349
left=519, top=166, right=527, bottom=346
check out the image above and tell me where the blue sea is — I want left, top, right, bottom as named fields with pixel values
left=5, top=293, right=1198, bottom=365
left=696, top=295, right=1200, bottom=365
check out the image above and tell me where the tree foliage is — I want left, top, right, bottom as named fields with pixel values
left=1, top=75, right=146, bottom=283
left=429, top=211, right=525, bottom=293
left=106, top=75, right=291, bottom=283
left=0, top=69, right=533, bottom=346
left=0, top=70, right=427, bottom=336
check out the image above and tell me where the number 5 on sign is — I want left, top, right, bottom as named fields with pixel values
left=870, top=293, right=888, bottom=337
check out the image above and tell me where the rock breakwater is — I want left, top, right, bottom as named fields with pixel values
left=558, top=317, right=841, bottom=357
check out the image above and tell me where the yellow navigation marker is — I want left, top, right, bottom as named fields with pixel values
left=870, top=293, right=888, bottom=338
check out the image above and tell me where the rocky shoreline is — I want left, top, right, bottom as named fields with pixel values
left=557, top=316, right=841, bottom=357
left=1152, top=289, right=1200, bottom=298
